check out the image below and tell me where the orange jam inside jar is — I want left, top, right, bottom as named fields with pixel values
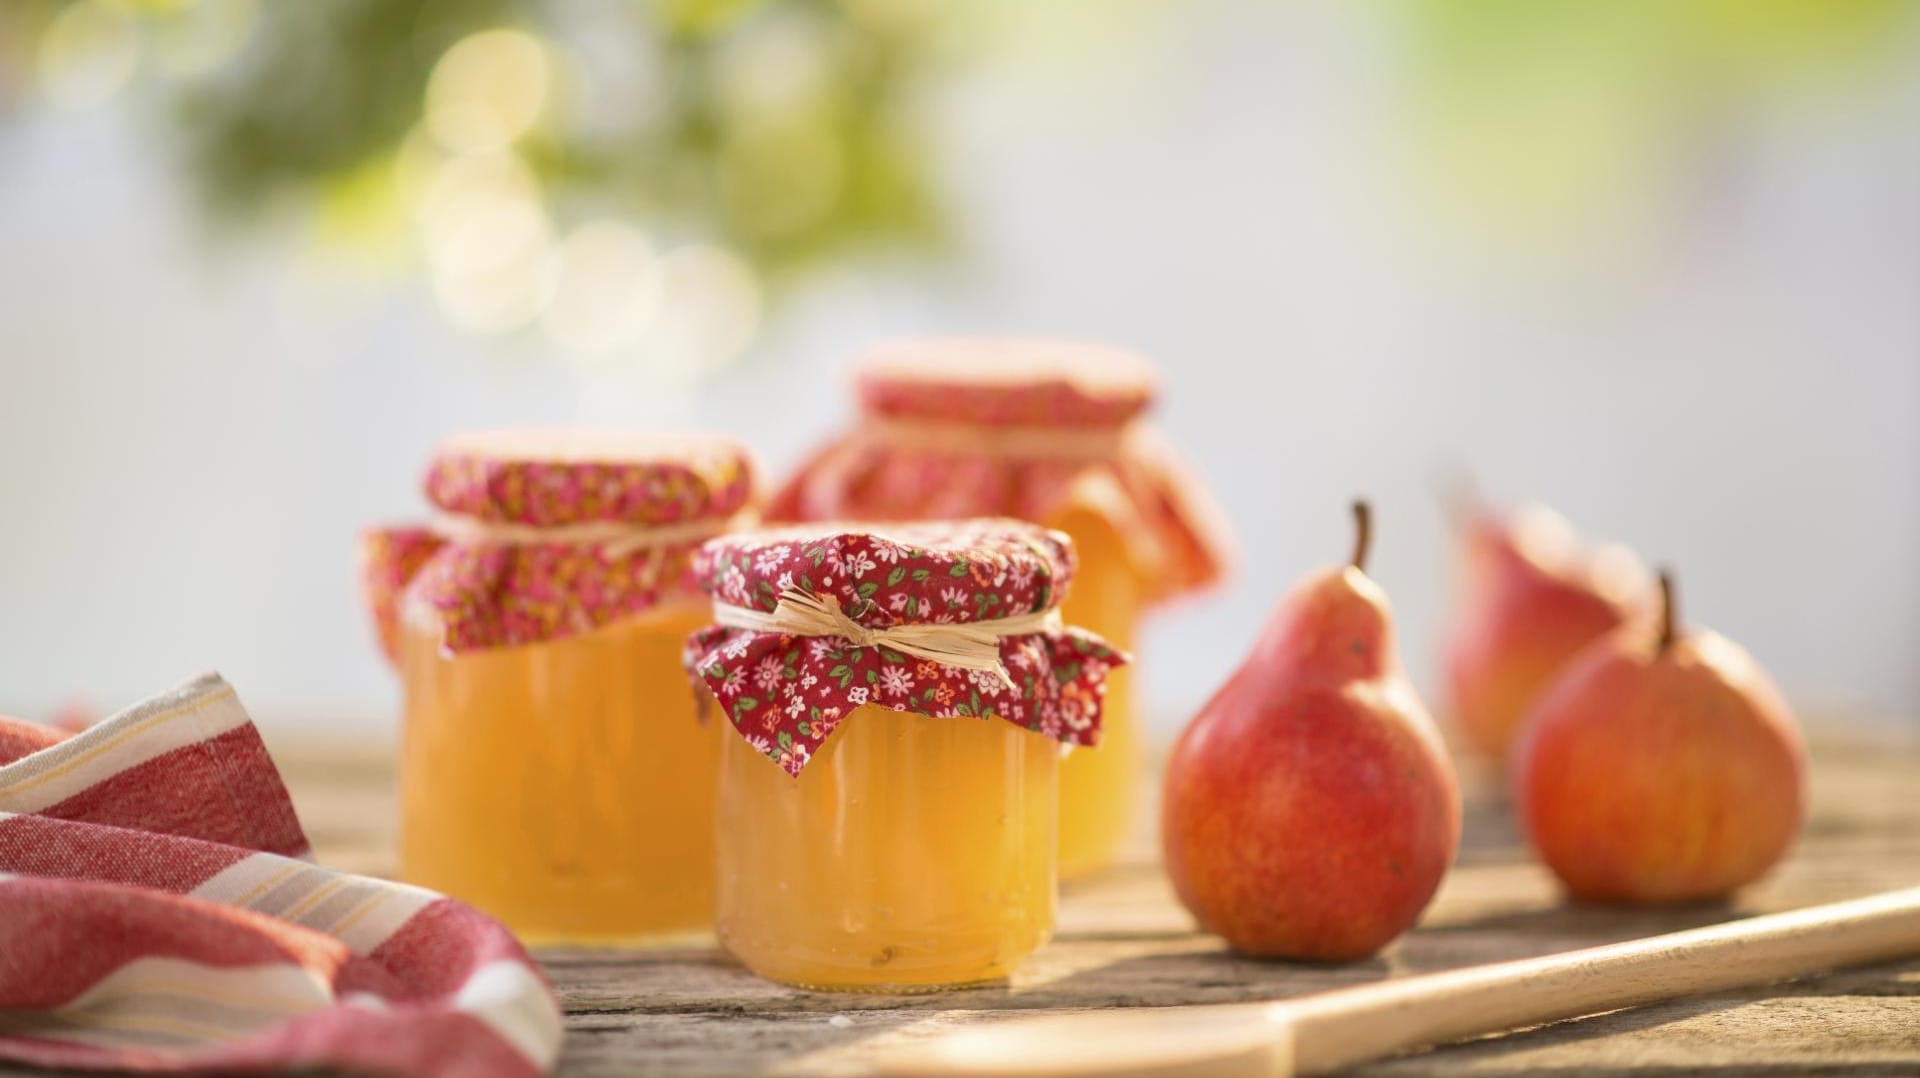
left=686, top=520, right=1125, bottom=989
left=360, top=429, right=756, bottom=945
left=1049, top=502, right=1145, bottom=878
left=766, top=340, right=1232, bottom=878
left=715, top=704, right=1058, bottom=989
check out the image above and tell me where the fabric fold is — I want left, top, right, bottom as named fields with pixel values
left=684, top=520, right=1128, bottom=776
left=764, top=338, right=1235, bottom=606
left=0, top=673, right=562, bottom=1077
left=359, top=430, right=756, bottom=659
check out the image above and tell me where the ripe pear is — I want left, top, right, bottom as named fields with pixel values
left=1513, top=571, right=1807, bottom=903
left=1442, top=500, right=1654, bottom=763
left=1162, top=502, right=1461, bottom=960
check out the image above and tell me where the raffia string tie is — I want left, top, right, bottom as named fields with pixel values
left=858, top=417, right=1138, bottom=461
left=712, top=589, right=1060, bottom=689
left=430, top=512, right=746, bottom=558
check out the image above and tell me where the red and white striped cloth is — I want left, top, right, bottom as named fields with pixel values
left=0, top=673, right=563, bottom=1076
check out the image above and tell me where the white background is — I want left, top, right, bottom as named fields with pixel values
left=2, top=4, right=1916, bottom=738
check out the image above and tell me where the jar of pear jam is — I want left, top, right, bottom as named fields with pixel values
left=685, top=520, right=1124, bottom=989
left=767, top=339, right=1230, bottom=878
left=361, top=429, right=755, bottom=945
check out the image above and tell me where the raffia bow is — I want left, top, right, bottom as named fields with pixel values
left=858, top=416, right=1137, bottom=461
left=711, top=589, right=1061, bottom=689
left=430, top=512, right=748, bottom=557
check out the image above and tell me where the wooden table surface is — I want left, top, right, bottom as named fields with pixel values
left=265, top=731, right=1920, bottom=1075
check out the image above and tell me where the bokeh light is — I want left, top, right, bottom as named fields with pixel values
left=425, top=28, right=552, bottom=155
left=711, top=11, right=832, bottom=119
left=418, top=151, right=556, bottom=334
left=8, top=0, right=948, bottom=366
left=542, top=221, right=665, bottom=355
left=651, top=244, right=762, bottom=375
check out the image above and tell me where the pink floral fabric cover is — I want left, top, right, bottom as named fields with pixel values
left=361, top=430, right=755, bottom=655
left=685, top=519, right=1127, bottom=775
left=360, top=527, right=444, bottom=663
left=766, top=338, right=1233, bottom=606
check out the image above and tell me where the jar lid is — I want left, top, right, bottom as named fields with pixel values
left=855, top=338, right=1158, bottom=428
left=358, top=526, right=441, bottom=664
left=361, top=429, right=757, bottom=656
left=425, top=428, right=755, bottom=527
left=769, top=339, right=1232, bottom=607
left=685, top=519, right=1127, bottom=775
left=696, top=518, right=1076, bottom=627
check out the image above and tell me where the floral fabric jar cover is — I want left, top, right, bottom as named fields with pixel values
left=359, top=428, right=757, bottom=656
left=356, top=429, right=761, bottom=945
left=685, top=519, right=1128, bottom=775
left=766, top=338, right=1233, bottom=603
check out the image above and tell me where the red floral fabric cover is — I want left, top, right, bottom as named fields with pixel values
left=685, top=519, right=1127, bottom=775
left=360, top=430, right=755, bottom=655
left=766, top=338, right=1232, bottom=605
left=360, top=527, right=443, bottom=663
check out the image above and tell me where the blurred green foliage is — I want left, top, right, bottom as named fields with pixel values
left=1393, top=0, right=1918, bottom=248
left=10, top=0, right=1910, bottom=286
left=10, top=0, right=947, bottom=285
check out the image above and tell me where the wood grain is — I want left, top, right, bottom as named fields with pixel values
left=11, top=731, right=1920, bottom=1076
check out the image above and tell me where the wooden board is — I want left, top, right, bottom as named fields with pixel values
left=9, top=732, right=1920, bottom=1076
left=262, top=731, right=1920, bottom=1076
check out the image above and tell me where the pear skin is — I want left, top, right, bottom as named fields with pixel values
left=1163, top=503, right=1461, bottom=960
left=1513, top=571, right=1807, bottom=904
left=1443, top=502, right=1654, bottom=763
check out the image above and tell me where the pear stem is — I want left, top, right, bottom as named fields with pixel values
left=1350, top=500, right=1373, bottom=572
left=1657, top=569, right=1678, bottom=655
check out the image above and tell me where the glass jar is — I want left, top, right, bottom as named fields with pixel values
left=1049, top=502, right=1145, bottom=879
left=686, top=520, right=1124, bottom=989
left=716, top=703, right=1057, bottom=990
left=398, top=602, right=716, bottom=943
left=766, top=339, right=1231, bottom=878
left=362, top=429, right=755, bottom=945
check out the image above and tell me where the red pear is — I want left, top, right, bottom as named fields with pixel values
left=1442, top=500, right=1655, bottom=763
left=1162, top=502, right=1461, bottom=960
left=1513, top=571, right=1807, bottom=904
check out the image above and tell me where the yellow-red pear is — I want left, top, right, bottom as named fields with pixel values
left=1513, top=571, right=1807, bottom=903
left=1163, top=502, right=1460, bottom=960
left=1442, top=500, right=1655, bottom=763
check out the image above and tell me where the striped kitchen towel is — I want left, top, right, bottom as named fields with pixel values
left=0, top=673, right=563, bottom=1076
